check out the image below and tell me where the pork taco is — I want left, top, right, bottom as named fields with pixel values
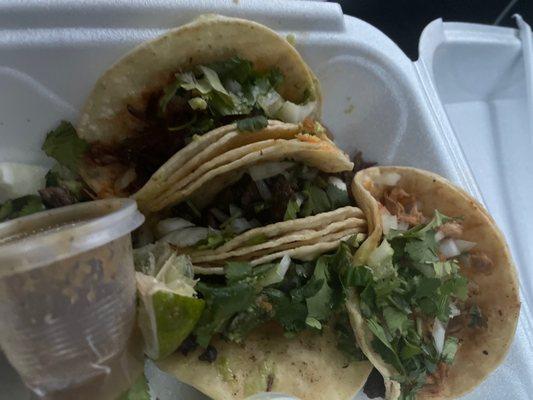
left=77, top=15, right=321, bottom=199
left=344, top=166, right=520, bottom=399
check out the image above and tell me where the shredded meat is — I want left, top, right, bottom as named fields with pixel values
left=438, top=221, right=463, bottom=238
left=469, top=252, right=494, bottom=275
left=269, top=175, right=296, bottom=222
left=382, top=187, right=425, bottom=226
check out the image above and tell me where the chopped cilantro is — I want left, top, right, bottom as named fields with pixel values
left=326, top=182, right=351, bottom=209
left=0, top=195, right=46, bottom=222
left=283, top=197, right=301, bottom=221
left=345, top=210, right=473, bottom=398
left=42, top=121, right=89, bottom=173
left=301, top=184, right=331, bottom=217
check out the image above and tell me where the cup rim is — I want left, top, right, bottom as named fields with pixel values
left=0, top=198, right=144, bottom=277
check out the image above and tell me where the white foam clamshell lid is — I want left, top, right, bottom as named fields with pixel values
left=0, top=1, right=531, bottom=399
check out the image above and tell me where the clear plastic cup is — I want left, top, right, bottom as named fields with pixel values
left=0, top=198, right=145, bottom=399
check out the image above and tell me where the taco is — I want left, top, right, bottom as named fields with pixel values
left=148, top=145, right=362, bottom=255
left=344, top=166, right=520, bottom=399
left=77, top=15, right=321, bottom=199
left=134, top=238, right=373, bottom=400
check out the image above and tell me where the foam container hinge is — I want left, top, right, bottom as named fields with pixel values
left=0, top=1, right=531, bottom=399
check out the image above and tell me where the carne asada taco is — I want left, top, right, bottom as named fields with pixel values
left=147, top=145, right=361, bottom=259
left=345, top=166, right=520, bottom=399
left=77, top=15, right=321, bottom=199
left=134, top=237, right=373, bottom=400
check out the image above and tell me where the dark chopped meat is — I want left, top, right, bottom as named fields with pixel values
left=240, top=177, right=261, bottom=209
left=206, top=209, right=220, bottom=230
left=341, top=150, right=376, bottom=201
left=269, top=175, right=296, bottom=222
left=198, top=345, right=218, bottom=363
left=178, top=335, right=198, bottom=356
left=353, top=150, right=376, bottom=173
left=363, top=368, right=386, bottom=399
left=39, top=187, right=76, bottom=208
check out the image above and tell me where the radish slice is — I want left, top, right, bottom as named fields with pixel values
left=248, top=161, right=294, bottom=181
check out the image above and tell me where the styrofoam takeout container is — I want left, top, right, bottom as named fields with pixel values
left=0, top=1, right=531, bottom=399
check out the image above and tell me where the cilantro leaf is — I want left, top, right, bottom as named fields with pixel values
left=265, top=288, right=308, bottom=333
left=236, top=115, right=268, bottom=132
left=404, top=231, right=438, bottom=264
left=326, top=183, right=350, bottom=209
left=383, top=306, right=410, bottom=336
left=225, top=301, right=271, bottom=343
left=42, top=121, right=89, bottom=172
left=0, top=195, right=46, bottom=222
left=283, top=197, right=301, bottom=221
left=301, top=184, right=331, bottom=217
left=306, top=256, right=334, bottom=321
left=367, top=317, right=404, bottom=373
left=225, top=261, right=253, bottom=284
left=194, top=281, right=256, bottom=347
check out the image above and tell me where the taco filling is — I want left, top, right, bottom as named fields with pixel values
left=134, top=237, right=371, bottom=398
left=156, top=162, right=360, bottom=250
left=347, top=185, right=492, bottom=399
left=85, top=57, right=316, bottom=195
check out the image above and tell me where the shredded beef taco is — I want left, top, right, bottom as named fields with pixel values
left=77, top=15, right=321, bottom=199
left=344, top=166, right=520, bottom=399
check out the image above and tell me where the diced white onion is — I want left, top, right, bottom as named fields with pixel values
left=439, top=238, right=461, bottom=259
left=248, top=161, right=294, bottom=181
left=381, top=209, right=398, bottom=235
left=455, top=239, right=476, bottom=253
left=258, top=90, right=284, bottom=117
left=276, top=101, right=317, bottom=123
left=449, top=303, right=461, bottom=318
left=434, top=231, right=445, bottom=242
left=161, top=227, right=210, bottom=247
left=156, top=218, right=195, bottom=238
left=328, top=176, right=347, bottom=191
left=231, top=217, right=253, bottom=234
left=432, top=318, right=446, bottom=355
left=255, top=179, right=272, bottom=201
left=376, top=172, right=401, bottom=186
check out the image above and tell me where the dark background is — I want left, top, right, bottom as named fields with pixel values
left=331, top=0, right=533, bottom=60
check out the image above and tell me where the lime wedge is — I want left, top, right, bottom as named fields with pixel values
left=135, top=250, right=204, bottom=360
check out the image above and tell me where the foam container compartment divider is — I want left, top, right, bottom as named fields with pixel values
left=0, top=1, right=531, bottom=399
